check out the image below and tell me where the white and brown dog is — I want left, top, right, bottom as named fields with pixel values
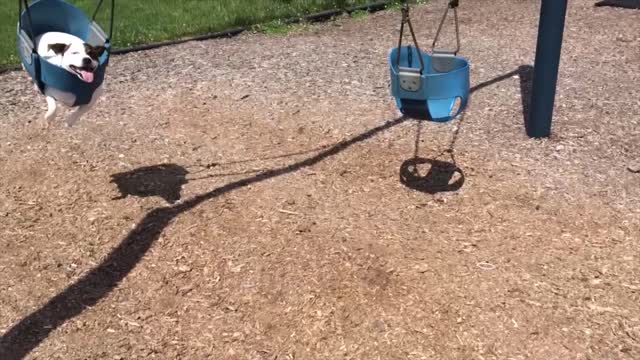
left=30, top=31, right=106, bottom=127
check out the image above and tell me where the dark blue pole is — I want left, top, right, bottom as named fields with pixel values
left=527, top=0, right=569, bottom=138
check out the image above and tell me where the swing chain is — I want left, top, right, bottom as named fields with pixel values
left=18, top=0, right=36, bottom=49
left=91, top=0, right=116, bottom=40
left=396, top=0, right=425, bottom=72
left=432, top=0, right=461, bottom=55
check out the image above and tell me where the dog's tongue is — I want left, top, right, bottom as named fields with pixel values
left=80, top=70, right=94, bottom=83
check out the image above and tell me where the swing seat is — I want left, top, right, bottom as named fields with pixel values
left=389, top=46, right=470, bottom=122
left=17, top=0, right=111, bottom=106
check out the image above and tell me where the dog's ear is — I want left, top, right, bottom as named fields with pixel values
left=84, top=44, right=107, bottom=60
left=48, top=43, right=71, bottom=55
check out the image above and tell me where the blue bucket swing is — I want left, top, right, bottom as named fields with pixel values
left=17, top=0, right=115, bottom=106
left=389, top=0, right=469, bottom=122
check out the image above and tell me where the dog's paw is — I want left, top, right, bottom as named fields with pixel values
left=65, top=116, right=79, bottom=128
left=39, top=119, right=52, bottom=129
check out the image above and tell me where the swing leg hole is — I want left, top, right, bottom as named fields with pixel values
left=400, top=158, right=465, bottom=194
left=449, top=97, right=462, bottom=117
left=414, top=161, right=461, bottom=186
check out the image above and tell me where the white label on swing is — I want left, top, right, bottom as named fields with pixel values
left=398, top=68, right=421, bottom=92
left=88, top=22, right=108, bottom=46
left=432, top=51, right=457, bottom=73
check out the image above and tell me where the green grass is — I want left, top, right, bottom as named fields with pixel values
left=349, top=9, right=369, bottom=20
left=1, top=0, right=379, bottom=66
left=253, top=20, right=309, bottom=34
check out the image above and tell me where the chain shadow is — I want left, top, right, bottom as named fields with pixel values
left=201, top=143, right=334, bottom=167
left=107, top=142, right=341, bottom=205
left=108, top=143, right=341, bottom=205
left=400, top=117, right=466, bottom=194
left=0, top=116, right=408, bottom=359
left=109, top=166, right=288, bottom=205
left=400, top=65, right=532, bottom=194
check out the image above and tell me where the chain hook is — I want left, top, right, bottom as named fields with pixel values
left=432, top=0, right=461, bottom=55
left=401, top=2, right=410, bottom=23
left=396, top=0, right=425, bottom=72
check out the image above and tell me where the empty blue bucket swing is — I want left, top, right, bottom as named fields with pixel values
left=389, top=1, right=469, bottom=122
left=17, top=0, right=114, bottom=106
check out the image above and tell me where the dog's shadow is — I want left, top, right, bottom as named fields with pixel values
left=110, top=164, right=188, bottom=204
left=399, top=156, right=465, bottom=194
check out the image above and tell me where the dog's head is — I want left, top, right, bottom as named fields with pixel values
left=48, top=42, right=106, bottom=83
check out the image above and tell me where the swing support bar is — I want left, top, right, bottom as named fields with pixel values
left=527, top=0, right=569, bottom=138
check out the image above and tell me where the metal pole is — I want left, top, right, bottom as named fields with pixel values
left=527, top=0, right=569, bottom=138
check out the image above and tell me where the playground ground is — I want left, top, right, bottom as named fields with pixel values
left=1, top=0, right=639, bottom=358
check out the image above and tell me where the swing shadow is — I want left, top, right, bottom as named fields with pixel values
left=400, top=65, right=533, bottom=194
left=0, top=116, right=408, bottom=360
left=110, top=164, right=189, bottom=204
left=399, top=155, right=465, bottom=194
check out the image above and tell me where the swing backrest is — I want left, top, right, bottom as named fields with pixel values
left=20, top=0, right=91, bottom=39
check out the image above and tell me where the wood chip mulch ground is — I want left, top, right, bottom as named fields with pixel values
left=1, top=0, right=639, bottom=359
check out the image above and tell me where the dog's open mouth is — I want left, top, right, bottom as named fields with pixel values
left=69, top=65, right=95, bottom=83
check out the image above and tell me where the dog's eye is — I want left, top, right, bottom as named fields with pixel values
left=71, top=52, right=80, bottom=55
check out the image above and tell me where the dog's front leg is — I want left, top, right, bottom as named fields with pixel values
left=65, top=85, right=104, bottom=127
left=44, top=96, right=58, bottom=128
left=65, top=104, right=90, bottom=128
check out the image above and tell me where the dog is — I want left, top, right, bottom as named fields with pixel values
left=30, top=31, right=106, bottom=127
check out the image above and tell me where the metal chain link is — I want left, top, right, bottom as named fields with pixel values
left=396, top=1, right=425, bottom=72
left=432, top=0, right=461, bottom=54
left=18, top=0, right=36, bottom=46
left=91, top=0, right=115, bottom=40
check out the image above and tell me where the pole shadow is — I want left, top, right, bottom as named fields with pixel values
left=518, top=65, right=534, bottom=134
left=595, top=0, right=640, bottom=9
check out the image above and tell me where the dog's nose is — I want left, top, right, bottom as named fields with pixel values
left=82, top=58, right=93, bottom=67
